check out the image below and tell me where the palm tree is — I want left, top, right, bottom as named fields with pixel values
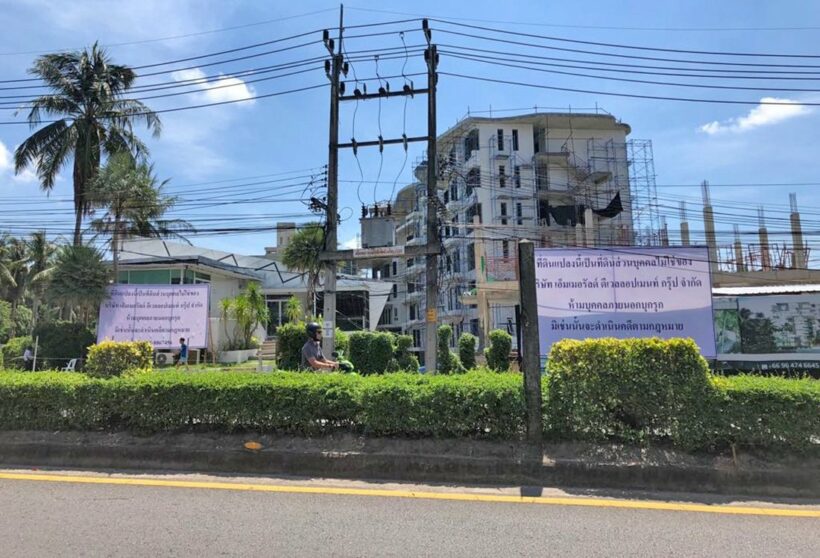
left=14, top=42, right=161, bottom=246
left=0, top=233, right=55, bottom=337
left=25, top=231, right=57, bottom=332
left=87, top=153, right=193, bottom=279
left=49, top=244, right=109, bottom=324
left=281, top=224, right=325, bottom=316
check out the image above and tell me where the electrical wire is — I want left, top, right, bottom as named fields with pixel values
left=431, top=19, right=820, bottom=59
left=440, top=71, right=820, bottom=106
left=441, top=50, right=820, bottom=93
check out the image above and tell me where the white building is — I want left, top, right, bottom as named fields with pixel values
left=361, top=110, right=646, bottom=361
left=116, top=238, right=392, bottom=352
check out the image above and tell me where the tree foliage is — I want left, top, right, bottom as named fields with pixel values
left=280, top=224, right=324, bottom=315
left=14, top=43, right=161, bottom=245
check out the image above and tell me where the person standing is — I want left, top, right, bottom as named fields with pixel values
left=176, top=337, right=189, bottom=369
left=22, top=346, right=33, bottom=371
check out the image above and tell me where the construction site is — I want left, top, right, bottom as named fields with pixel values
left=357, top=109, right=820, bottom=363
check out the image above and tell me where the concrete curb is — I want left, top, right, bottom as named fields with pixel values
left=0, top=431, right=816, bottom=499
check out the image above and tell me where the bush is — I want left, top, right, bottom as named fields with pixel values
left=1, top=336, right=32, bottom=370
left=436, top=325, right=464, bottom=374
left=370, top=332, right=396, bottom=374
left=0, top=302, right=32, bottom=343
left=348, top=331, right=372, bottom=374
left=0, top=371, right=525, bottom=439
left=275, top=321, right=307, bottom=370
left=32, top=321, right=95, bottom=369
left=484, top=329, right=512, bottom=372
left=395, top=335, right=419, bottom=373
left=458, top=333, right=477, bottom=370
left=85, top=341, right=153, bottom=378
left=697, top=375, right=820, bottom=453
left=546, top=337, right=713, bottom=446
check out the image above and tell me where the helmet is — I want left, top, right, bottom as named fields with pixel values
left=306, top=322, right=321, bottom=336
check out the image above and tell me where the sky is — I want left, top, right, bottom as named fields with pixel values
left=2, top=0, right=820, bottom=264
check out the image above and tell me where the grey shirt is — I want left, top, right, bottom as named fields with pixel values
left=301, top=340, right=326, bottom=370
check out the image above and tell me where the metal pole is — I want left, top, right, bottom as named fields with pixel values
left=322, top=5, right=344, bottom=355
left=517, top=240, right=542, bottom=444
left=424, top=44, right=439, bottom=373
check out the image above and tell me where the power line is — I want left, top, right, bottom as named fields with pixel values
left=346, top=6, right=820, bottom=33
left=440, top=71, right=820, bottom=106
left=438, top=43, right=820, bottom=79
left=432, top=19, right=820, bottom=59
left=0, top=83, right=329, bottom=125
left=442, top=50, right=820, bottom=92
left=434, top=28, right=820, bottom=69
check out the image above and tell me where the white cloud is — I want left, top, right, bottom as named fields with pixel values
left=700, top=97, right=810, bottom=135
left=172, top=68, right=256, bottom=105
left=0, top=140, right=10, bottom=171
left=0, top=140, right=43, bottom=184
left=340, top=237, right=359, bottom=250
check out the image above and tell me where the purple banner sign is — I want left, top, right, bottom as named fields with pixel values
left=535, top=247, right=716, bottom=358
left=97, top=284, right=210, bottom=349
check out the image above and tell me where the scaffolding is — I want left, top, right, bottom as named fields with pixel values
left=626, top=139, right=660, bottom=246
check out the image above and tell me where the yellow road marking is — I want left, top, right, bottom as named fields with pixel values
left=0, top=471, right=817, bottom=518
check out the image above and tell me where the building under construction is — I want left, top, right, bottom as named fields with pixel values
left=360, top=109, right=661, bottom=357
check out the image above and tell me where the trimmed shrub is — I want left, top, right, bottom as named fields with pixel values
left=0, top=371, right=525, bottom=439
left=458, top=333, right=477, bottom=370
left=437, top=325, right=464, bottom=374
left=32, top=321, right=95, bottom=369
left=484, top=329, right=512, bottom=372
left=370, top=332, right=396, bottom=374
left=348, top=331, right=372, bottom=374
left=1, top=336, right=32, bottom=370
left=697, top=375, right=820, bottom=453
left=85, top=341, right=153, bottom=378
left=546, top=337, right=713, bottom=446
left=395, top=335, right=420, bottom=373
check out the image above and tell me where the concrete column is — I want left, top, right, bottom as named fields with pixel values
left=758, top=207, right=771, bottom=271
left=702, top=181, right=719, bottom=274
left=584, top=208, right=595, bottom=247
left=790, top=193, right=806, bottom=269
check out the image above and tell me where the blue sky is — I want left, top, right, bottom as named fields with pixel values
left=1, top=0, right=820, bottom=262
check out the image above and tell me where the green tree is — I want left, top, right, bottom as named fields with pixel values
left=281, top=224, right=324, bottom=316
left=14, top=43, right=161, bottom=246
left=0, top=233, right=55, bottom=337
left=49, top=244, right=109, bottom=324
left=87, top=152, right=192, bottom=279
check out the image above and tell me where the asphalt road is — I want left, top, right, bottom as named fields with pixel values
left=0, top=470, right=817, bottom=557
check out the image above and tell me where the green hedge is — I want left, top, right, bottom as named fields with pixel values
left=0, top=338, right=816, bottom=454
left=547, top=337, right=712, bottom=447
left=700, top=375, right=820, bottom=453
left=0, top=371, right=525, bottom=438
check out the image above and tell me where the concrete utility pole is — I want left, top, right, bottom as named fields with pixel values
left=424, top=43, right=439, bottom=373
left=517, top=240, right=542, bottom=445
left=322, top=5, right=344, bottom=356
left=319, top=19, right=438, bottom=370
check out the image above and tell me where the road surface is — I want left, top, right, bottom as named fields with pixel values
left=0, top=469, right=817, bottom=557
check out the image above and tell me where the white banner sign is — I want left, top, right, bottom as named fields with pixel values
left=535, top=247, right=716, bottom=358
left=97, top=284, right=210, bottom=349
